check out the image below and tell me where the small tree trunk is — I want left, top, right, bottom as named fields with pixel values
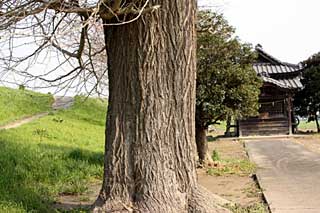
left=315, top=114, right=320, bottom=133
left=93, top=0, right=230, bottom=212
left=225, top=116, right=231, bottom=136
left=196, top=125, right=208, bottom=164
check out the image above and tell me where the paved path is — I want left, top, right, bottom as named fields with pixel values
left=246, top=139, right=320, bottom=213
left=52, top=96, right=74, bottom=110
left=0, top=96, right=74, bottom=130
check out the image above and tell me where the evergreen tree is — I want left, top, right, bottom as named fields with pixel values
left=294, top=53, right=320, bottom=132
left=196, top=11, right=262, bottom=163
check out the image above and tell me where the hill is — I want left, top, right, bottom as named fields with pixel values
left=0, top=87, right=54, bottom=126
left=0, top=94, right=107, bottom=212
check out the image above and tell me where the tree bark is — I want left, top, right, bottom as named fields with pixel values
left=195, top=125, right=208, bottom=164
left=93, top=0, right=229, bottom=212
left=195, top=104, right=213, bottom=165
left=225, top=116, right=231, bottom=136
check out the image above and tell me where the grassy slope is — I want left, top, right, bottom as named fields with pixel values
left=0, top=96, right=107, bottom=212
left=0, top=87, right=54, bottom=126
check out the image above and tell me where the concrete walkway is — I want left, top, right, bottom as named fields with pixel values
left=52, top=96, right=74, bottom=110
left=246, top=139, right=320, bottom=213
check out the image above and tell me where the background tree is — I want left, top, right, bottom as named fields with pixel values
left=0, top=1, right=229, bottom=212
left=196, top=11, right=262, bottom=163
left=294, top=53, right=320, bottom=133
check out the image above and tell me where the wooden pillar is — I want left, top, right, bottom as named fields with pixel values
left=287, top=93, right=293, bottom=135
left=237, top=118, right=243, bottom=137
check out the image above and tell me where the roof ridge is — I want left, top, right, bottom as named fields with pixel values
left=255, top=45, right=284, bottom=65
left=254, top=62, right=301, bottom=69
left=255, top=45, right=302, bottom=69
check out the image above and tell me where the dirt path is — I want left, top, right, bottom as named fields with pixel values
left=0, top=96, right=74, bottom=130
left=198, top=140, right=264, bottom=206
left=0, top=112, right=49, bottom=130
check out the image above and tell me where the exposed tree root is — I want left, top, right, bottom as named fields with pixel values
left=188, top=185, right=231, bottom=213
left=92, top=186, right=231, bottom=213
left=92, top=196, right=134, bottom=213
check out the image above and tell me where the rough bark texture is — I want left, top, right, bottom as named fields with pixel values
left=224, top=116, right=231, bottom=136
left=195, top=104, right=212, bottom=165
left=93, top=0, right=230, bottom=212
left=195, top=125, right=208, bottom=164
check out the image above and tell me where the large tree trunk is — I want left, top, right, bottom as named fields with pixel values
left=93, top=1, right=229, bottom=212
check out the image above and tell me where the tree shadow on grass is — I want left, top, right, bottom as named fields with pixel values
left=37, top=143, right=104, bottom=166
left=0, top=139, right=55, bottom=212
left=66, top=148, right=104, bottom=166
left=0, top=138, right=104, bottom=212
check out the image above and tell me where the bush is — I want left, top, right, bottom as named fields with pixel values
left=211, top=149, right=220, bottom=161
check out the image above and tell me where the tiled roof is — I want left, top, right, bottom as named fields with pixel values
left=254, top=45, right=303, bottom=90
left=261, top=76, right=289, bottom=88
left=279, top=76, right=303, bottom=89
left=261, top=76, right=302, bottom=89
left=253, top=63, right=301, bottom=75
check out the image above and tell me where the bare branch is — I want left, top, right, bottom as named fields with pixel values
left=0, top=0, right=160, bottom=96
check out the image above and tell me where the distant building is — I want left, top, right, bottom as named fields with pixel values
left=238, top=45, right=303, bottom=136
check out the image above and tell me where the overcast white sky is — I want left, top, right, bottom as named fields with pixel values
left=198, top=0, right=320, bottom=64
left=3, top=1, right=320, bottom=95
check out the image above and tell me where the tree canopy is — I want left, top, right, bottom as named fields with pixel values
left=194, top=11, right=262, bottom=163
left=294, top=53, right=320, bottom=132
left=196, top=11, right=262, bottom=129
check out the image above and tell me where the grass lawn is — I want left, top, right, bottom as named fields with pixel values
left=298, top=120, right=318, bottom=132
left=0, top=87, right=54, bottom=126
left=0, top=88, right=267, bottom=212
left=0, top=96, right=107, bottom=212
left=206, top=142, right=256, bottom=177
left=207, top=157, right=256, bottom=177
left=198, top=140, right=269, bottom=213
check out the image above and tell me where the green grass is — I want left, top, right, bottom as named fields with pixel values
left=224, top=203, right=268, bottom=213
left=207, top=159, right=256, bottom=176
left=211, top=150, right=221, bottom=161
left=0, top=96, right=107, bottom=212
left=0, top=87, right=54, bottom=125
left=211, top=121, right=227, bottom=132
left=207, top=150, right=256, bottom=177
left=298, top=120, right=318, bottom=132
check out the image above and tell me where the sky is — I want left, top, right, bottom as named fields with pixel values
left=2, top=1, right=320, bottom=96
left=198, top=0, right=320, bottom=64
